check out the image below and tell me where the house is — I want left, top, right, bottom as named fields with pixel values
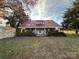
left=19, top=20, right=61, bottom=36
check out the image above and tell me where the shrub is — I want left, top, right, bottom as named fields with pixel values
left=16, top=28, right=21, bottom=36
left=22, top=30, right=36, bottom=36
left=16, top=29, right=36, bottom=36
left=47, top=29, right=66, bottom=37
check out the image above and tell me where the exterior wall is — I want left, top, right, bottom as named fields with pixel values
left=0, top=27, right=16, bottom=39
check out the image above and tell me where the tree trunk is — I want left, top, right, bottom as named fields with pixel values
left=75, top=29, right=78, bottom=34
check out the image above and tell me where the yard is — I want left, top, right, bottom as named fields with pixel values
left=61, top=30, right=79, bottom=37
left=0, top=37, right=79, bottom=59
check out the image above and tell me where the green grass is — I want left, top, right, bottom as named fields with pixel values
left=0, top=37, right=79, bottom=59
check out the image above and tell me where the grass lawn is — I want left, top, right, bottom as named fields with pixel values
left=0, top=37, right=79, bottom=59
left=61, top=30, right=79, bottom=37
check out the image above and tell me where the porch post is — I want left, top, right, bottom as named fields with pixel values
left=44, top=28, right=46, bottom=36
left=35, top=28, right=37, bottom=32
left=21, top=28, right=26, bottom=33
left=21, top=29, right=23, bottom=33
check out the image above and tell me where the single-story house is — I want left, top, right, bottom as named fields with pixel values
left=19, top=20, right=61, bottom=36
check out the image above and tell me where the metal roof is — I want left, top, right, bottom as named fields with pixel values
left=19, top=20, right=61, bottom=29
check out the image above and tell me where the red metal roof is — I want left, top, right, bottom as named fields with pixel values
left=19, top=20, right=61, bottom=28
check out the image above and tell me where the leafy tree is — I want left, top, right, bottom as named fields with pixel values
left=62, top=0, right=79, bottom=34
left=0, top=0, right=38, bottom=28
left=6, top=7, right=30, bottom=28
left=12, top=7, right=30, bottom=28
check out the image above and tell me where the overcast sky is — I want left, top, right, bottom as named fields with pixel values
left=30, top=0, right=74, bottom=24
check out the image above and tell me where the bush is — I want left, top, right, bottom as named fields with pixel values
left=47, top=29, right=66, bottom=37
left=22, top=30, right=36, bottom=36
left=16, top=28, right=21, bottom=36
left=16, top=29, right=36, bottom=36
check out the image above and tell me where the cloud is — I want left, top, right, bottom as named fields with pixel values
left=33, top=0, right=47, bottom=16
left=30, top=0, right=73, bottom=24
left=31, top=0, right=73, bottom=15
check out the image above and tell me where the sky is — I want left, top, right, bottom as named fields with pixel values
left=29, top=0, right=74, bottom=24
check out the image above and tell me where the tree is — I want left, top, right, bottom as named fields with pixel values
left=0, top=0, right=38, bottom=28
left=4, top=6, right=30, bottom=28
left=62, top=0, right=79, bottom=34
left=0, top=0, right=27, bottom=28
left=13, top=7, right=30, bottom=28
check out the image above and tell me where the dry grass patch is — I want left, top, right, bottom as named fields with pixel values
left=61, top=30, right=79, bottom=37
